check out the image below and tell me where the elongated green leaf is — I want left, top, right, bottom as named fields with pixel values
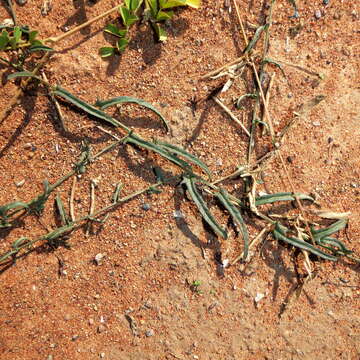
left=0, top=201, right=29, bottom=217
left=53, top=86, right=121, bottom=127
left=55, top=194, right=69, bottom=226
left=311, top=219, right=347, bottom=243
left=216, top=189, right=248, bottom=258
left=95, top=96, right=170, bottom=132
left=116, top=38, right=129, bottom=52
left=29, top=44, right=54, bottom=52
left=155, top=140, right=211, bottom=177
left=0, top=30, right=9, bottom=50
left=183, top=176, right=227, bottom=239
left=255, top=192, right=314, bottom=206
left=125, top=134, right=192, bottom=171
left=243, top=24, right=268, bottom=54
left=7, top=71, right=42, bottom=81
left=319, top=236, right=352, bottom=254
left=262, top=58, right=286, bottom=77
left=99, top=46, right=116, bottom=57
left=28, top=30, right=38, bottom=43
left=273, top=223, right=337, bottom=261
left=12, top=237, right=29, bottom=250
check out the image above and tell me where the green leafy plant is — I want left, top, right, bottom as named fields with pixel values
left=99, top=0, right=201, bottom=57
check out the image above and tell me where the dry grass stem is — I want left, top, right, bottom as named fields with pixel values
left=212, top=96, right=250, bottom=137
left=69, top=176, right=77, bottom=222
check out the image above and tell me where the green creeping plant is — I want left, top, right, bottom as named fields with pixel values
left=99, top=0, right=201, bottom=57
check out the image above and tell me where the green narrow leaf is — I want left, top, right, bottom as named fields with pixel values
left=154, top=140, right=211, bottom=177
left=99, top=46, right=116, bottom=57
left=243, top=24, right=269, bottom=54
left=112, top=182, right=123, bottom=204
left=255, top=192, right=314, bottom=206
left=55, top=194, right=69, bottom=226
left=29, top=44, right=54, bottom=52
left=273, top=223, right=337, bottom=261
left=153, top=23, right=167, bottom=41
left=311, top=219, right=347, bottom=243
left=182, top=176, right=227, bottom=239
left=53, top=86, right=121, bottom=127
left=125, top=133, right=192, bottom=171
left=12, top=237, right=29, bottom=250
left=262, top=58, right=286, bottom=77
left=216, top=189, right=248, bottom=258
left=319, top=237, right=352, bottom=254
left=28, top=30, right=38, bottom=43
left=94, top=96, right=170, bottom=132
left=147, top=0, right=159, bottom=16
left=7, top=71, right=42, bottom=81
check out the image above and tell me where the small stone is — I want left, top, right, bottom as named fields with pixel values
left=99, top=353, right=105, bottom=359
left=15, top=179, right=25, bottom=187
left=17, top=0, right=27, bottom=5
left=64, top=314, right=71, bottom=321
left=94, top=253, right=105, bottom=265
left=141, top=203, right=151, bottom=211
left=47, top=356, right=53, bottom=360
left=350, top=183, right=358, bottom=188
left=314, top=10, right=322, bottom=19
left=97, top=324, right=106, bottom=333
left=24, top=143, right=33, bottom=150
left=1, top=18, right=14, bottom=27
left=173, top=210, right=184, bottom=219
left=286, top=156, right=293, bottom=163
left=215, top=158, right=223, bottom=166
left=145, top=329, right=155, bottom=337
left=71, top=335, right=79, bottom=341
left=312, top=121, right=321, bottom=126
left=333, top=12, right=341, bottom=20
left=49, top=343, right=56, bottom=348
left=254, top=293, right=265, bottom=303
left=323, top=0, right=329, bottom=4
left=88, top=318, right=95, bottom=325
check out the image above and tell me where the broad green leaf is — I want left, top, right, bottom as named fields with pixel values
left=120, top=6, right=139, bottom=27
left=161, top=0, right=186, bottom=8
left=155, top=140, right=211, bottom=177
left=0, top=30, right=10, bottom=50
left=273, top=223, right=337, bottom=261
left=29, top=44, right=54, bottom=52
left=182, top=176, right=227, bottom=239
left=13, top=26, right=22, bottom=43
left=243, top=24, right=269, bottom=54
left=116, top=38, right=129, bottom=52
left=216, top=189, right=248, bottom=258
left=104, top=23, right=127, bottom=38
left=153, top=23, right=167, bottom=41
left=94, top=95, right=169, bottom=132
left=255, top=192, right=314, bottom=206
left=53, top=86, right=121, bottom=127
left=99, top=46, right=116, bottom=57
left=311, top=219, right=347, bottom=243
left=184, top=0, right=201, bottom=8
left=127, top=0, right=143, bottom=11
left=147, top=0, right=159, bottom=16
left=125, top=133, right=192, bottom=171
left=156, top=10, right=174, bottom=21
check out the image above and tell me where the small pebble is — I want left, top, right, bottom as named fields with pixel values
left=71, top=335, right=79, bottom=341
left=141, top=203, right=151, bottom=211
left=1, top=18, right=14, bottom=27
left=99, top=353, right=105, bottom=359
left=17, top=0, right=27, bottom=5
left=323, top=0, right=329, bottom=4
left=15, top=179, right=25, bottom=187
left=312, top=121, right=321, bottom=126
left=173, top=210, right=184, bottom=219
left=94, top=253, right=105, bottom=265
left=64, top=314, right=71, bottom=321
left=47, top=356, right=53, bottom=360
left=315, top=10, right=322, bottom=19
left=254, top=293, right=265, bottom=303
left=145, top=329, right=155, bottom=337
left=88, top=318, right=94, bottom=325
